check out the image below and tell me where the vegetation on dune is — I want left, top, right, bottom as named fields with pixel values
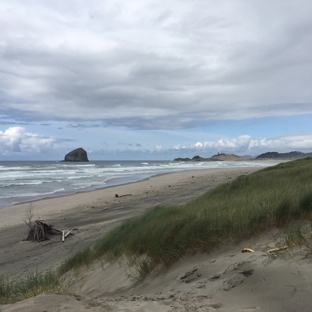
left=59, top=157, right=312, bottom=278
left=0, top=271, right=67, bottom=304
left=2, top=157, right=312, bottom=303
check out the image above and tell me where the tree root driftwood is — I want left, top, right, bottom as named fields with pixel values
left=25, top=220, right=56, bottom=242
left=25, top=220, right=74, bottom=242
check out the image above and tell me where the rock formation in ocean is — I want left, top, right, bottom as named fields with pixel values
left=64, top=148, right=89, bottom=162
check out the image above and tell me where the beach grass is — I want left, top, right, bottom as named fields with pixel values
left=0, top=271, right=67, bottom=304
left=61, top=157, right=312, bottom=277
left=58, top=246, right=93, bottom=276
left=2, top=157, right=312, bottom=303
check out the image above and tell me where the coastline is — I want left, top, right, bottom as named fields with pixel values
left=0, top=159, right=277, bottom=210
left=0, top=167, right=263, bottom=229
left=3, top=164, right=311, bottom=311
left=0, top=167, right=262, bottom=279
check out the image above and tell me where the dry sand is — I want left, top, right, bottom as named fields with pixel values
left=1, top=166, right=312, bottom=311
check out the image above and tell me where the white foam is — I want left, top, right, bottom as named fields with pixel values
left=0, top=160, right=274, bottom=209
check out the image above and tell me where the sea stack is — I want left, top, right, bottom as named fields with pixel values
left=64, top=148, right=89, bottom=162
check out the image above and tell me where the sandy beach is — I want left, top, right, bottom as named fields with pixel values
left=1, top=166, right=312, bottom=311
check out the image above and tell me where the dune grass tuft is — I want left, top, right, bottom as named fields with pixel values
left=58, top=246, right=93, bottom=276
left=0, top=271, right=67, bottom=304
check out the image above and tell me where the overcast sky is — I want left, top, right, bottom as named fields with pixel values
left=1, top=0, right=312, bottom=160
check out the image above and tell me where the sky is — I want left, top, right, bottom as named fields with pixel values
left=1, top=0, right=312, bottom=161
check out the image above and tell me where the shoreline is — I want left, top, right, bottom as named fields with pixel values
left=0, top=172, right=157, bottom=210
left=0, top=159, right=278, bottom=210
left=0, top=166, right=264, bottom=229
left=2, top=164, right=312, bottom=311
left=0, top=167, right=262, bottom=280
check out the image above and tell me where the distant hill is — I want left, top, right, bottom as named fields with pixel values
left=174, top=151, right=312, bottom=162
left=256, top=151, right=312, bottom=160
left=173, top=153, right=251, bottom=162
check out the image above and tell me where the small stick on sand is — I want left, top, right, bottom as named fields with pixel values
left=242, top=248, right=254, bottom=253
left=65, top=229, right=73, bottom=238
left=267, top=246, right=289, bottom=253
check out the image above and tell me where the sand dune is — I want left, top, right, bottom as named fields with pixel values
left=1, top=166, right=312, bottom=311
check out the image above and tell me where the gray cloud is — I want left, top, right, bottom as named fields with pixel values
left=1, top=0, right=312, bottom=130
left=0, top=119, right=31, bottom=126
left=117, top=142, right=143, bottom=148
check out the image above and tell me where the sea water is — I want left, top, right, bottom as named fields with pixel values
left=0, top=160, right=272, bottom=209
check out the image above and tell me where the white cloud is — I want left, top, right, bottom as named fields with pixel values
left=175, top=133, right=312, bottom=156
left=154, top=145, right=163, bottom=151
left=194, top=142, right=203, bottom=148
left=2, top=126, right=310, bottom=160
left=190, top=135, right=251, bottom=152
left=189, top=135, right=251, bottom=154
left=0, top=127, right=56, bottom=155
left=248, top=134, right=312, bottom=154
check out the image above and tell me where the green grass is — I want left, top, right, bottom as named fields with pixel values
left=60, top=157, right=312, bottom=277
left=0, top=271, right=67, bottom=304
left=58, top=246, right=93, bottom=276
left=283, top=221, right=312, bottom=252
left=2, top=157, right=312, bottom=303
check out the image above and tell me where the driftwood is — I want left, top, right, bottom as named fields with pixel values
left=25, top=220, right=55, bottom=242
left=25, top=220, right=76, bottom=242
left=267, top=246, right=292, bottom=253
left=242, top=248, right=255, bottom=253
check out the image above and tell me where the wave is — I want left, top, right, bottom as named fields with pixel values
left=0, top=166, right=32, bottom=171
left=66, top=175, right=90, bottom=180
left=58, top=164, right=96, bottom=168
left=0, top=181, right=43, bottom=188
left=1, top=188, right=66, bottom=199
left=0, top=160, right=275, bottom=209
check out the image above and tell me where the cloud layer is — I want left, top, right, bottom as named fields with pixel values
left=1, top=0, right=312, bottom=130
left=191, top=134, right=312, bottom=155
left=1, top=126, right=311, bottom=159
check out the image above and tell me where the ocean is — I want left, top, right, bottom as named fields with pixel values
left=0, top=160, right=272, bottom=209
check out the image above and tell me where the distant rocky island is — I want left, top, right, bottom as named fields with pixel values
left=64, top=147, right=89, bottom=162
left=174, top=151, right=312, bottom=162
left=173, top=153, right=251, bottom=162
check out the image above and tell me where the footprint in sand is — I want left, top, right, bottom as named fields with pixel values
left=223, top=274, right=245, bottom=291
left=222, top=261, right=255, bottom=291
